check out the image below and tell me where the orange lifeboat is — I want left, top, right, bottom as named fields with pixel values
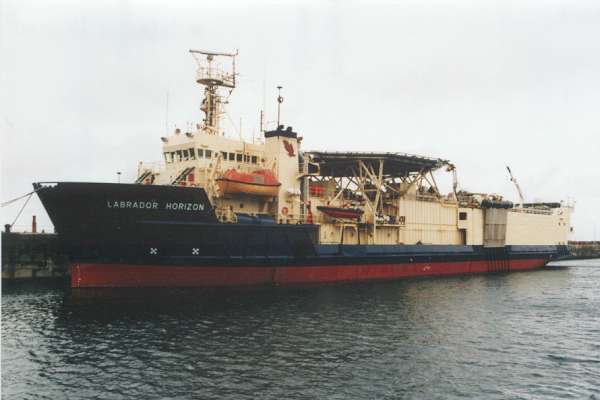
left=216, top=169, right=281, bottom=197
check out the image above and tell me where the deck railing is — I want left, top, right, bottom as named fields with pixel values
left=509, top=207, right=553, bottom=216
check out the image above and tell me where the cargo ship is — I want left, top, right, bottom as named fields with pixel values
left=35, top=49, right=573, bottom=288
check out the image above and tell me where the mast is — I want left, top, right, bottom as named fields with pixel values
left=276, top=86, right=283, bottom=127
left=189, top=49, right=238, bottom=136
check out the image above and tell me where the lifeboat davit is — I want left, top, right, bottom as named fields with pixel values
left=317, top=206, right=364, bottom=220
left=216, top=169, right=281, bottom=197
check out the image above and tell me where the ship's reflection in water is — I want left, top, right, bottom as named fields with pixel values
left=3, top=260, right=600, bottom=400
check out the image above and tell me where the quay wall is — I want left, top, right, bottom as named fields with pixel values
left=568, top=241, right=600, bottom=259
left=1, top=232, right=69, bottom=280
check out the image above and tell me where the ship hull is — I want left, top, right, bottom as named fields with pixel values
left=71, top=246, right=566, bottom=287
left=34, top=182, right=568, bottom=289
left=71, top=256, right=551, bottom=288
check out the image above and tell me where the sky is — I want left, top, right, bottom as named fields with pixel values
left=1, top=0, right=599, bottom=239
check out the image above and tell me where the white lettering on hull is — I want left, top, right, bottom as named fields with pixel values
left=107, top=200, right=205, bottom=212
left=164, top=202, right=205, bottom=211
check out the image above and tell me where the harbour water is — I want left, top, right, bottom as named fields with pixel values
left=2, top=259, right=599, bottom=399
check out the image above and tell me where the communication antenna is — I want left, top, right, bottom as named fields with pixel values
left=189, top=49, right=238, bottom=136
left=259, top=109, right=265, bottom=133
left=277, top=86, right=283, bottom=127
left=261, top=65, right=267, bottom=132
left=506, top=165, right=525, bottom=207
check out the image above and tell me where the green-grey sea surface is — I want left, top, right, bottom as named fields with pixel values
left=2, top=259, right=599, bottom=399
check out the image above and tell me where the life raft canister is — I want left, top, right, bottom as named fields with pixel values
left=281, top=206, right=289, bottom=216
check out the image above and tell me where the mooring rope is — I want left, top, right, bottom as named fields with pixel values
left=9, top=192, right=34, bottom=228
left=1, top=188, right=42, bottom=229
left=1, top=190, right=37, bottom=208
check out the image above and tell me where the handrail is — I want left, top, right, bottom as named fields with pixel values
left=509, top=208, right=552, bottom=216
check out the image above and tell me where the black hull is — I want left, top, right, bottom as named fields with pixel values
left=35, top=182, right=319, bottom=262
left=35, top=182, right=569, bottom=287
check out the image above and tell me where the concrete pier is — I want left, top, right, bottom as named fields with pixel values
left=1, top=231, right=69, bottom=280
left=568, top=241, right=600, bottom=260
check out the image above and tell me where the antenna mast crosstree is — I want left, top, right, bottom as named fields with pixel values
left=189, top=49, right=238, bottom=136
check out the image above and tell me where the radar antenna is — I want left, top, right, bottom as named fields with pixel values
left=506, top=165, right=525, bottom=207
left=189, top=49, right=238, bottom=135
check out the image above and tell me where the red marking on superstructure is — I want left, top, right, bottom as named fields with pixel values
left=283, top=140, right=295, bottom=157
left=70, top=258, right=549, bottom=288
left=309, top=184, right=325, bottom=197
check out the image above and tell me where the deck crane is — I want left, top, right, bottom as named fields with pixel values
left=446, top=163, right=459, bottom=200
left=506, top=165, right=525, bottom=207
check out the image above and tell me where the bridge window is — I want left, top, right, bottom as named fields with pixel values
left=459, top=212, right=467, bottom=220
left=228, top=152, right=235, bottom=161
left=189, top=148, right=196, bottom=160
left=176, top=150, right=182, bottom=162
left=197, top=148, right=204, bottom=158
left=205, top=149, right=212, bottom=158
left=251, top=155, right=258, bottom=164
left=182, top=149, right=189, bottom=160
left=236, top=153, right=243, bottom=162
left=164, top=152, right=172, bottom=163
left=221, top=151, right=227, bottom=160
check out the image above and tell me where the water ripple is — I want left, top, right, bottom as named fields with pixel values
left=2, top=259, right=600, bottom=399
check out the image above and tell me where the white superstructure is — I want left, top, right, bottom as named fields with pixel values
left=136, top=50, right=573, bottom=247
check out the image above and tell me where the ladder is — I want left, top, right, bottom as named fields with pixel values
left=206, top=153, right=223, bottom=199
left=135, top=170, right=153, bottom=184
left=484, top=247, right=510, bottom=273
left=172, top=167, right=195, bottom=185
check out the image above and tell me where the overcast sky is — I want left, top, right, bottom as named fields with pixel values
left=1, top=0, right=599, bottom=239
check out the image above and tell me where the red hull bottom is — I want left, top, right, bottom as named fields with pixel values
left=71, top=259, right=549, bottom=288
